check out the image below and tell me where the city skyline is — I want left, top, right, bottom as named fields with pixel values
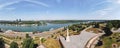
left=0, top=0, right=120, bottom=20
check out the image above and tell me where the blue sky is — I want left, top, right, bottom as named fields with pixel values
left=0, top=0, right=120, bottom=20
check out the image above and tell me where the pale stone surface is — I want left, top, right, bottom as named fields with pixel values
left=60, top=31, right=97, bottom=48
left=37, top=45, right=45, bottom=48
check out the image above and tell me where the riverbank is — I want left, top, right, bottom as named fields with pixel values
left=0, top=27, right=64, bottom=38
left=0, top=27, right=64, bottom=48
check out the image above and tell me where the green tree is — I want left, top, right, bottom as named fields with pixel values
left=94, top=23, right=99, bottom=28
left=25, top=34, right=30, bottom=38
left=106, top=23, right=113, bottom=29
left=29, top=41, right=34, bottom=48
left=10, top=41, right=18, bottom=48
left=22, top=38, right=32, bottom=48
left=103, top=27, right=113, bottom=36
left=0, top=38, right=5, bottom=48
left=41, top=38, right=46, bottom=43
left=108, top=20, right=120, bottom=29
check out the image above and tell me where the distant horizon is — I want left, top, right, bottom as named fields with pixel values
left=0, top=19, right=119, bottom=21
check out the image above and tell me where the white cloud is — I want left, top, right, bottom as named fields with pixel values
left=94, top=1, right=107, bottom=6
left=91, top=0, right=120, bottom=18
left=0, top=0, right=22, bottom=9
left=114, top=0, right=120, bottom=4
left=24, top=0, right=49, bottom=7
left=91, top=8, right=113, bottom=17
left=90, top=0, right=110, bottom=10
left=0, top=0, right=49, bottom=10
left=107, top=0, right=120, bottom=4
left=118, top=0, right=120, bottom=3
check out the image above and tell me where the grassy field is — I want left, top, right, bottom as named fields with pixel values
left=96, top=33, right=120, bottom=48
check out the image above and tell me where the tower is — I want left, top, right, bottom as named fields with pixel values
left=66, top=28, right=70, bottom=42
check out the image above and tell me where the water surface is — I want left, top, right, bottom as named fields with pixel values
left=0, top=23, right=73, bottom=32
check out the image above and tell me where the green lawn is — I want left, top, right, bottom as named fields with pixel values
left=100, top=33, right=120, bottom=48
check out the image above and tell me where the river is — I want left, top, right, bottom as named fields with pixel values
left=0, top=23, right=75, bottom=32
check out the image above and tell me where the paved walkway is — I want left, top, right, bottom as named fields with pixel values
left=59, top=26, right=99, bottom=48
left=85, top=33, right=104, bottom=48
left=111, top=28, right=120, bottom=33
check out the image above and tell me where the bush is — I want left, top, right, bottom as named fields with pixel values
left=10, top=41, right=18, bottom=48
left=22, top=38, right=32, bottom=48
left=25, top=34, right=30, bottom=38
left=0, top=38, right=5, bottom=48
left=41, top=38, right=46, bottom=43
left=22, top=38, right=36, bottom=48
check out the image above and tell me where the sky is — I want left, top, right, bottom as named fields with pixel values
left=0, top=0, right=120, bottom=20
